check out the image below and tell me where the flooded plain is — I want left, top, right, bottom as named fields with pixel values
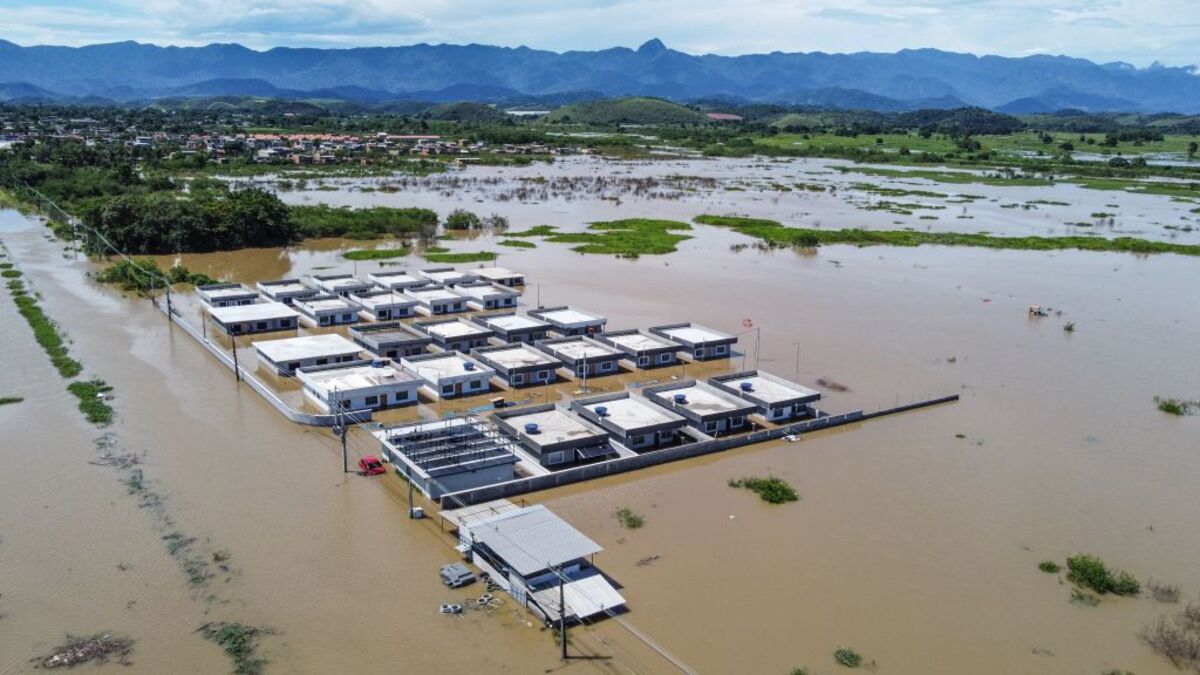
left=2, top=154, right=1200, bottom=675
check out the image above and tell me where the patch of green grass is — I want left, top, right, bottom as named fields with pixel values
left=1071, top=177, right=1200, bottom=199
left=1039, top=561, right=1061, bottom=574
left=694, top=214, right=1200, bottom=257
left=1066, top=554, right=1139, bottom=596
left=504, top=225, right=558, bottom=237
left=0, top=396, right=24, bottom=406
left=615, top=507, right=645, bottom=529
left=541, top=218, right=692, bottom=257
left=1, top=269, right=22, bottom=278
left=423, top=251, right=497, bottom=263
left=498, top=239, right=537, bottom=248
left=833, top=646, right=863, bottom=668
left=851, top=182, right=948, bottom=199
left=343, top=247, right=409, bottom=261
left=839, top=165, right=1052, bottom=187
left=728, top=476, right=799, bottom=504
left=1154, top=396, right=1199, bottom=416
left=67, top=378, right=114, bottom=426
left=9, top=281, right=83, bottom=378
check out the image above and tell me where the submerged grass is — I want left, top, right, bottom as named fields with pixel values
left=728, top=476, right=799, bottom=504
left=503, top=224, right=558, bottom=237
left=198, top=622, right=272, bottom=675
left=8, top=279, right=83, bottom=378
left=615, top=507, right=645, bottom=529
left=342, top=247, right=410, bottom=261
left=67, top=378, right=114, bottom=426
left=1154, top=396, right=1199, bottom=416
left=422, top=250, right=497, bottom=263
left=0, top=396, right=24, bottom=406
left=498, top=239, right=537, bottom=248
left=542, top=218, right=692, bottom=257
left=694, top=215, right=1200, bottom=257
left=1066, top=554, right=1140, bottom=596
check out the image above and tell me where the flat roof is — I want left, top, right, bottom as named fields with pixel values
left=474, top=266, right=523, bottom=281
left=503, top=407, right=607, bottom=446
left=257, top=280, right=312, bottom=295
left=419, top=319, right=491, bottom=340
left=198, top=284, right=257, bottom=300
left=368, top=271, right=424, bottom=285
left=316, top=276, right=372, bottom=290
left=534, top=307, right=604, bottom=327
left=469, top=505, right=602, bottom=576
left=477, top=314, right=548, bottom=332
left=605, top=331, right=678, bottom=352
left=715, top=372, right=821, bottom=406
left=352, top=291, right=417, bottom=309
left=401, top=352, right=493, bottom=380
left=581, top=395, right=683, bottom=430
left=350, top=322, right=430, bottom=344
left=405, top=287, right=463, bottom=302
left=298, top=363, right=421, bottom=395
left=543, top=338, right=621, bottom=360
left=209, top=301, right=299, bottom=323
left=297, top=296, right=355, bottom=312
left=253, top=333, right=360, bottom=363
left=656, top=324, right=733, bottom=345
left=478, top=344, right=558, bottom=369
left=456, top=283, right=518, bottom=301
left=655, top=383, right=754, bottom=416
left=439, top=499, right=522, bottom=531
left=420, top=268, right=475, bottom=284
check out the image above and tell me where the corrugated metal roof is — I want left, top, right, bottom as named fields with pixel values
left=530, top=573, right=627, bottom=621
left=469, top=505, right=602, bottom=576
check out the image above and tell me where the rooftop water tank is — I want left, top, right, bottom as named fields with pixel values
left=673, top=393, right=688, bottom=404
left=596, top=406, right=609, bottom=417
left=524, top=423, right=540, bottom=434
left=372, top=359, right=387, bottom=368
left=463, top=361, right=475, bottom=371
left=740, top=381, right=754, bottom=392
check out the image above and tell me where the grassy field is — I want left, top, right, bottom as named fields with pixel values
left=343, top=247, right=410, bottom=260
left=422, top=250, right=497, bottom=263
left=539, top=218, right=693, bottom=257
left=695, top=215, right=1200, bottom=257
left=758, top=131, right=1200, bottom=159
left=757, top=132, right=961, bottom=155
left=839, top=166, right=1053, bottom=187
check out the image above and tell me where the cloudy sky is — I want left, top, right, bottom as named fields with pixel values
left=1, top=0, right=1197, bottom=67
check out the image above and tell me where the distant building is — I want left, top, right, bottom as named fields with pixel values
left=195, top=283, right=258, bottom=308
left=709, top=370, right=822, bottom=422
left=536, top=336, right=623, bottom=379
left=207, top=301, right=299, bottom=335
left=349, top=322, right=432, bottom=359
left=528, top=306, right=607, bottom=337
left=649, top=322, right=736, bottom=361
left=257, top=278, right=319, bottom=305
left=643, top=380, right=756, bottom=436
left=253, top=333, right=362, bottom=375
left=472, top=312, right=551, bottom=344
left=412, top=318, right=494, bottom=353
left=597, top=329, right=681, bottom=369
left=296, top=360, right=422, bottom=412
left=294, top=294, right=359, bottom=327
left=472, top=343, right=560, bottom=388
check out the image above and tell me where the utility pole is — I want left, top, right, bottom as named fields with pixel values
left=581, top=352, right=588, bottom=393
left=793, top=340, right=801, bottom=379
left=231, top=333, right=241, bottom=382
left=559, top=568, right=568, bottom=660
left=406, top=463, right=416, bottom=518
left=201, top=309, right=207, bottom=340
left=338, top=389, right=349, bottom=473
left=754, top=327, right=761, bottom=369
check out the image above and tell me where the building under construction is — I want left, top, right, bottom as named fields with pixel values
left=373, top=417, right=520, bottom=499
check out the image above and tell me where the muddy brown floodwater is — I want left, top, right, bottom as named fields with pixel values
left=2, top=163, right=1200, bottom=675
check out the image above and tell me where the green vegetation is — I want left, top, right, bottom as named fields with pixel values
left=837, top=165, right=1052, bottom=187
left=198, top=622, right=271, bottom=675
left=498, top=239, right=536, bottom=248
left=0, top=396, right=24, bottom=406
left=445, top=208, right=483, bottom=230
left=1154, top=396, right=1199, bottom=416
left=8, top=278, right=83, bottom=378
left=68, top=378, right=114, bottom=426
left=615, top=507, right=645, bottom=529
left=423, top=101, right=510, bottom=124
left=291, top=204, right=438, bottom=239
left=833, top=647, right=863, bottom=668
left=422, top=250, right=497, bottom=263
left=1065, top=554, right=1140, bottom=596
left=1, top=269, right=21, bottom=278
left=95, top=258, right=216, bottom=292
left=342, top=247, right=410, bottom=261
left=728, top=476, right=800, bottom=504
left=694, top=214, right=1200, bottom=257
left=534, top=218, right=692, bottom=257
left=1039, top=561, right=1062, bottom=574
left=505, top=224, right=558, bottom=237
left=547, top=97, right=706, bottom=125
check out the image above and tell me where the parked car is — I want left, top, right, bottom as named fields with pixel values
left=358, top=455, right=386, bottom=475
left=440, top=563, right=476, bottom=588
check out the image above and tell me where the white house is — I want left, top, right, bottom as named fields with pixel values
left=350, top=289, right=418, bottom=321
left=454, top=281, right=520, bottom=311
left=208, top=301, right=300, bottom=335
left=195, top=283, right=258, bottom=307
left=253, top=333, right=362, bottom=375
left=294, top=294, right=359, bottom=327
left=400, top=352, right=494, bottom=399
left=296, top=361, right=422, bottom=411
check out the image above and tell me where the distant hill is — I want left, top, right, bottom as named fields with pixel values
left=545, top=97, right=705, bottom=125
left=421, top=101, right=509, bottom=123
left=0, top=38, right=1198, bottom=113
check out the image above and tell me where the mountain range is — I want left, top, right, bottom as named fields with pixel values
left=0, top=38, right=1197, bottom=113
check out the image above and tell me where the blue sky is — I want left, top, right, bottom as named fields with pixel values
left=1, top=0, right=1197, bottom=67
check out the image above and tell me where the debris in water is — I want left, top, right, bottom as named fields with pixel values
left=636, top=554, right=662, bottom=567
left=36, top=634, right=134, bottom=668
left=815, top=377, right=849, bottom=392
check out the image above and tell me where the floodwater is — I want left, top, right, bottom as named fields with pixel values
left=251, top=155, right=1200, bottom=244
left=2, top=154, right=1200, bottom=675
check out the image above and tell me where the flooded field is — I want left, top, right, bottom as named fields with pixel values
left=250, top=155, right=1200, bottom=244
left=2, top=152, right=1200, bottom=675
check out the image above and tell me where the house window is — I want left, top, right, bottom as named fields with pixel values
left=715, top=345, right=728, bottom=355
left=441, top=384, right=454, bottom=395
left=319, top=317, right=330, bottom=326
left=705, top=421, right=717, bottom=433
left=378, top=311, right=388, bottom=320
left=512, top=373, right=524, bottom=385
left=547, top=451, right=566, bottom=465
left=342, top=313, right=352, bottom=322
left=316, top=358, right=328, bottom=365
left=576, top=366, right=586, bottom=377
left=600, top=361, right=614, bottom=372
left=658, top=353, right=672, bottom=363
left=365, top=395, right=379, bottom=406
left=638, top=356, right=650, bottom=366
left=730, top=416, right=745, bottom=428
left=256, top=321, right=267, bottom=330
left=289, top=362, right=300, bottom=371
left=695, top=348, right=706, bottom=358
left=394, top=391, right=407, bottom=402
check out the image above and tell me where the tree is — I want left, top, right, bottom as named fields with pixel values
left=1188, top=141, right=1198, bottom=159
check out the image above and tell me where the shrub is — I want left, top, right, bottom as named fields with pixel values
left=615, top=507, right=645, bottom=529
left=1155, top=396, right=1198, bottom=416
left=728, top=476, right=799, bottom=504
left=1066, top=554, right=1139, bottom=596
left=833, top=647, right=862, bottom=668
left=444, top=208, right=483, bottom=230
left=1038, top=561, right=1061, bottom=574
left=1141, top=603, right=1200, bottom=670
